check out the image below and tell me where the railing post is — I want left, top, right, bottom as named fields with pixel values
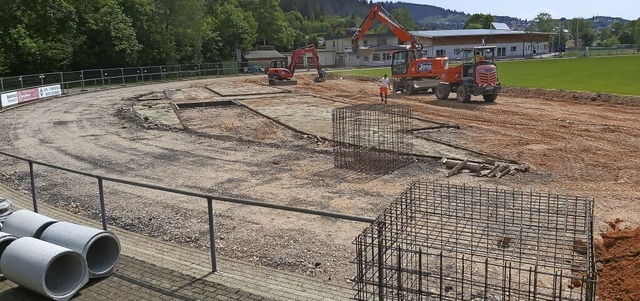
left=97, top=177, right=108, bottom=230
left=207, top=196, right=218, bottom=272
left=1, top=77, right=5, bottom=92
left=28, top=161, right=38, bottom=212
left=121, top=68, right=125, bottom=85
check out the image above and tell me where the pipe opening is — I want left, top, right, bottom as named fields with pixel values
left=44, top=253, right=86, bottom=296
left=86, top=234, right=120, bottom=275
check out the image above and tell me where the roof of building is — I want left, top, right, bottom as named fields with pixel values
left=491, top=22, right=511, bottom=30
left=411, top=29, right=554, bottom=38
left=243, top=50, right=284, bottom=60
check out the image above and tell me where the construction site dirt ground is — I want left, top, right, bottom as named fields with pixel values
left=1, top=73, right=639, bottom=300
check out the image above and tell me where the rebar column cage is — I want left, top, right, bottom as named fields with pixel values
left=354, top=182, right=596, bottom=301
left=333, top=104, right=413, bottom=174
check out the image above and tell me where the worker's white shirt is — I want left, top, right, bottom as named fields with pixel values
left=379, top=78, right=390, bottom=87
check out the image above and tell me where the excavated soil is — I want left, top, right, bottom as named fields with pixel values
left=0, top=73, right=639, bottom=300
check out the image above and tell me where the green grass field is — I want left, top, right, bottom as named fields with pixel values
left=497, top=55, right=640, bottom=95
left=332, top=55, right=640, bottom=96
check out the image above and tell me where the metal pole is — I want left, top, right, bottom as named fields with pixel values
left=207, top=197, right=218, bottom=272
left=377, top=221, right=385, bottom=301
left=121, top=68, right=125, bottom=85
left=1, top=77, right=3, bottom=92
left=60, top=72, right=64, bottom=86
left=28, top=161, right=38, bottom=212
left=98, top=177, right=108, bottom=230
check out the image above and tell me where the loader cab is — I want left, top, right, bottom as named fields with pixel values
left=460, top=47, right=496, bottom=78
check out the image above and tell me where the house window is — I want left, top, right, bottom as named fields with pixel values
left=436, top=49, right=446, bottom=57
left=373, top=54, right=381, bottom=61
left=497, top=47, right=506, bottom=57
left=363, top=39, right=368, bottom=47
left=332, top=41, right=336, bottom=49
left=383, top=53, right=392, bottom=60
left=510, top=46, right=517, bottom=52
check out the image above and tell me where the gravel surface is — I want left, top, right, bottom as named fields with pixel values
left=1, top=74, right=639, bottom=292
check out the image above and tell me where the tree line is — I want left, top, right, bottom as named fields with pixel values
left=1, top=0, right=637, bottom=77
left=0, top=0, right=377, bottom=76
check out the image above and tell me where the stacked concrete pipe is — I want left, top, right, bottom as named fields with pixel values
left=0, top=231, right=18, bottom=277
left=0, top=237, right=88, bottom=301
left=1, top=209, right=58, bottom=238
left=41, top=221, right=121, bottom=278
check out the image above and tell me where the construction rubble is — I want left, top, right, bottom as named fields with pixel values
left=440, top=158, right=530, bottom=178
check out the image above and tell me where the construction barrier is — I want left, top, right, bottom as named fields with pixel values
left=1, top=209, right=58, bottom=238
left=0, top=231, right=18, bottom=277
left=0, top=237, right=88, bottom=301
left=41, top=221, right=120, bottom=278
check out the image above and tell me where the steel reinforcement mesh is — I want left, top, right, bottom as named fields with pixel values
left=354, top=182, right=596, bottom=301
left=333, top=104, right=413, bottom=174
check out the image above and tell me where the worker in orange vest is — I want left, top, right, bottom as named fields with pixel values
left=378, top=74, right=390, bottom=103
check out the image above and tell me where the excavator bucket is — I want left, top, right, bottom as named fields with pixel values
left=269, top=79, right=297, bottom=86
left=314, top=69, right=327, bottom=82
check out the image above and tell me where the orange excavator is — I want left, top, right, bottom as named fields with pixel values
left=353, top=4, right=500, bottom=102
left=267, top=44, right=327, bottom=86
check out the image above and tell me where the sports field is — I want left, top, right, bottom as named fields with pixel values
left=332, top=55, right=640, bottom=96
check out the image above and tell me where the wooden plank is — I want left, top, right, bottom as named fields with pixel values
left=486, top=164, right=502, bottom=177
left=446, top=159, right=468, bottom=177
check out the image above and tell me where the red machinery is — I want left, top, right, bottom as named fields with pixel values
left=267, top=44, right=326, bottom=86
left=353, top=4, right=500, bottom=101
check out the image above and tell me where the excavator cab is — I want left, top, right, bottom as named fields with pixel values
left=269, top=60, right=286, bottom=69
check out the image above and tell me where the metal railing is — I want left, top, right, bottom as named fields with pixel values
left=0, top=62, right=254, bottom=94
left=0, top=150, right=375, bottom=272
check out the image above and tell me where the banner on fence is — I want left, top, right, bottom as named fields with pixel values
left=1, top=84, right=61, bottom=109
left=39, top=85, right=62, bottom=98
left=1, top=91, right=18, bottom=108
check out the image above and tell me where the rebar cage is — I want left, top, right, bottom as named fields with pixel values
left=333, top=104, right=413, bottom=174
left=354, top=182, right=596, bottom=301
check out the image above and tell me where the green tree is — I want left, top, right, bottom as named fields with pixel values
left=119, top=0, right=176, bottom=65
left=390, top=7, right=418, bottom=31
left=285, top=11, right=305, bottom=31
left=242, top=0, right=295, bottom=47
left=72, top=0, right=141, bottom=69
left=634, top=19, right=640, bottom=46
left=533, top=12, right=555, bottom=32
left=213, top=2, right=257, bottom=59
left=565, top=18, right=595, bottom=48
left=0, top=0, right=78, bottom=74
left=201, top=16, right=221, bottom=62
left=464, top=13, right=494, bottom=29
left=153, top=0, right=206, bottom=62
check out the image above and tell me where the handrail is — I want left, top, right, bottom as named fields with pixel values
left=0, top=150, right=376, bottom=272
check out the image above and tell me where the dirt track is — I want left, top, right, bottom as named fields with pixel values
left=0, top=73, right=639, bottom=296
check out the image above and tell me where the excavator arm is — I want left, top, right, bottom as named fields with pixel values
left=351, top=4, right=422, bottom=52
left=287, top=44, right=323, bottom=76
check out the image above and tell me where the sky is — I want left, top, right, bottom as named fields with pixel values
left=397, top=0, right=639, bottom=21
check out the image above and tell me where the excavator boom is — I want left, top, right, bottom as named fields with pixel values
left=351, top=3, right=421, bottom=52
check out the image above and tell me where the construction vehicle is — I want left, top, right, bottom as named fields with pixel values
left=353, top=4, right=500, bottom=102
left=352, top=4, right=448, bottom=94
left=435, top=46, right=501, bottom=102
left=267, top=44, right=327, bottom=86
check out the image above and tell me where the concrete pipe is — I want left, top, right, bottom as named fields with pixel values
left=0, top=231, right=18, bottom=277
left=41, top=222, right=120, bottom=278
left=1, top=209, right=58, bottom=238
left=0, top=237, right=88, bottom=301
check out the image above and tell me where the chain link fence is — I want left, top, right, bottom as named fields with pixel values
left=0, top=62, right=253, bottom=94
